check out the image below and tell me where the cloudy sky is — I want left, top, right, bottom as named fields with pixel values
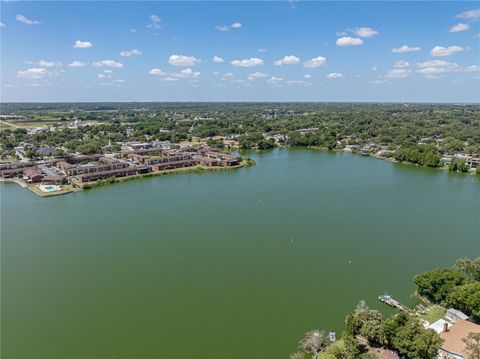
left=1, top=1, right=479, bottom=102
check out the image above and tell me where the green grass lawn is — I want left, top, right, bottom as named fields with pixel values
left=417, top=305, right=446, bottom=324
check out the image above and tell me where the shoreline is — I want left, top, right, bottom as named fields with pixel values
left=1, top=148, right=477, bottom=198
left=288, top=145, right=479, bottom=175
left=0, top=158, right=255, bottom=197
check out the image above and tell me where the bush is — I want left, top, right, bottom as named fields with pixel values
left=413, top=268, right=471, bottom=304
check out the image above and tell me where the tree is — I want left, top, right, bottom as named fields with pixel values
left=360, top=318, right=383, bottom=344
left=349, top=300, right=383, bottom=343
left=381, top=312, right=409, bottom=346
left=344, top=314, right=356, bottom=337
left=24, top=149, right=39, bottom=159
left=455, top=257, right=480, bottom=281
left=298, top=330, right=331, bottom=359
left=343, top=335, right=361, bottom=359
left=392, top=320, right=443, bottom=359
left=414, top=268, right=470, bottom=303
left=462, top=332, right=480, bottom=359
left=447, top=282, right=480, bottom=322
left=289, top=352, right=305, bottom=359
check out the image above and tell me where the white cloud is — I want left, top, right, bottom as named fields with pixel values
left=92, top=60, right=124, bottom=68
left=215, top=25, right=229, bottom=32
left=68, top=61, right=86, bottom=68
left=274, top=55, right=300, bottom=66
left=168, top=54, right=201, bottom=66
left=221, top=72, right=234, bottom=79
left=393, top=60, right=410, bottom=69
left=303, top=56, right=327, bottom=68
left=120, top=49, right=141, bottom=57
left=0, top=22, right=5, bottom=28
left=173, top=68, right=201, bottom=78
left=17, top=68, right=48, bottom=79
left=248, top=72, right=268, bottom=80
left=464, top=65, right=480, bottom=72
left=455, top=9, right=480, bottom=19
left=449, top=23, right=470, bottom=33
left=336, top=36, right=363, bottom=46
left=415, top=60, right=461, bottom=77
left=130, top=28, right=137, bottom=33
left=351, top=27, right=379, bottom=38
left=371, top=65, right=378, bottom=71
left=215, top=22, right=242, bottom=31
left=385, top=69, right=412, bottom=78
left=149, top=68, right=168, bottom=76
left=231, top=57, right=263, bottom=67
left=98, top=73, right=110, bottom=79
left=267, top=76, right=284, bottom=84
left=148, top=14, right=162, bottom=29
left=416, top=60, right=458, bottom=69
left=304, top=74, right=311, bottom=79
left=212, top=56, right=224, bottom=64
left=74, top=40, right=93, bottom=49
left=16, top=14, right=40, bottom=25
left=391, top=45, right=421, bottom=53
left=370, top=79, right=390, bottom=85
left=258, top=48, right=268, bottom=53
left=26, top=60, right=62, bottom=67
left=416, top=67, right=447, bottom=76
left=285, top=80, right=310, bottom=86
left=149, top=68, right=201, bottom=79
left=326, top=72, right=343, bottom=79
left=104, top=70, right=113, bottom=74
left=430, top=45, right=465, bottom=57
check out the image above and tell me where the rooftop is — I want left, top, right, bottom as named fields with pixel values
left=440, top=320, right=480, bottom=358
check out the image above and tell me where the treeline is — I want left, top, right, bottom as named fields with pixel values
left=414, top=257, right=480, bottom=322
left=393, top=144, right=442, bottom=167
left=290, top=257, right=480, bottom=359
left=2, top=103, right=480, bottom=161
left=290, top=301, right=442, bottom=359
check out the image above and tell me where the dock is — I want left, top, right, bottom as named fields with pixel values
left=378, top=293, right=410, bottom=312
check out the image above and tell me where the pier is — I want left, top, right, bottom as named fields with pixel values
left=378, top=293, right=410, bottom=312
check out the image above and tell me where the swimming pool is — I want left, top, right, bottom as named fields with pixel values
left=38, top=185, right=62, bottom=192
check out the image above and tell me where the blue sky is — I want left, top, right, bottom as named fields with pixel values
left=1, top=1, right=479, bottom=102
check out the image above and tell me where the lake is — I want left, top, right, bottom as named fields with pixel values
left=1, top=149, right=479, bottom=359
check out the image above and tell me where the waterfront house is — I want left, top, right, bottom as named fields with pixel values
left=438, top=320, right=480, bottom=359
left=24, top=168, right=44, bottom=183
left=446, top=309, right=469, bottom=323
left=78, top=167, right=139, bottom=182
left=1, top=167, right=28, bottom=179
left=428, top=319, right=452, bottom=334
left=0, top=161, right=34, bottom=171
left=42, top=175, right=67, bottom=184
left=64, top=161, right=129, bottom=176
left=152, top=159, right=195, bottom=171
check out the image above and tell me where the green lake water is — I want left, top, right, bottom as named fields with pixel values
left=1, top=149, right=479, bottom=359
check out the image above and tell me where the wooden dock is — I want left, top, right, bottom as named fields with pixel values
left=378, top=293, right=410, bottom=312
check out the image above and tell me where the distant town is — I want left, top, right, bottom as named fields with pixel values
left=0, top=140, right=245, bottom=196
left=1, top=103, right=479, bottom=196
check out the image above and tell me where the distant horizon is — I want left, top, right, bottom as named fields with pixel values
left=1, top=100, right=480, bottom=105
left=1, top=1, right=479, bottom=102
